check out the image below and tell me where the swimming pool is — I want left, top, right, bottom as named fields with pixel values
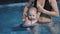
left=0, top=2, right=60, bottom=34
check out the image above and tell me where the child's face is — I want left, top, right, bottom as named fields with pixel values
left=28, top=10, right=37, bottom=20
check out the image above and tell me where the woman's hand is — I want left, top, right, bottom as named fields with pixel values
left=22, top=13, right=27, bottom=21
left=37, top=2, right=44, bottom=12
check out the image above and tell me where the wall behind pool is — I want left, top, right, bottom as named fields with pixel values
left=0, top=2, right=60, bottom=34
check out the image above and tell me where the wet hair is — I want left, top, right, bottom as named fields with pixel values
left=29, top=7, right=38, bottom=13
left=27, top=7, right=38, bottom=16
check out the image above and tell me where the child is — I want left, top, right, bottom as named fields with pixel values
left=22, top=7, right=40, bottom=30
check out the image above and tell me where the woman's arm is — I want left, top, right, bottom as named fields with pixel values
left=37, top=0, right=59, bottom=17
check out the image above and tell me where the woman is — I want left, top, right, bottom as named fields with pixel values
left=23, top=0, right=59, bottom=34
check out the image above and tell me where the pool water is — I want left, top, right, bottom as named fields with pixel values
left=0, top=2, right=60, bottom=34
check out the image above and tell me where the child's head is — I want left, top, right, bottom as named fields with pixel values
left=28, top=7, right=37, bottom=20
